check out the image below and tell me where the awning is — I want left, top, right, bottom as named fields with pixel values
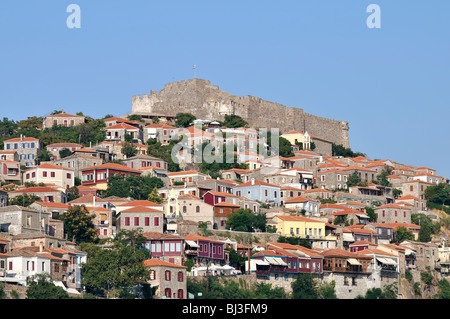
left=343, top=233, right=355, bottom=242
left=265, top=256, right=287, bottom=266
left=377, top=257, right=397, bottom=266
left=185, top=240, right=198, bottom=248
left=356, top=214, right=369, bottom=219
left=347, top=258, right=362, bottom=266
left=253, top=259, right=270, bottom=266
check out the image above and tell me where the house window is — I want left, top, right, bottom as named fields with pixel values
left=177, top=289, right=184, bottom=299
left=145, top=217, right=150, bottom=226
left=165, top=288, right=171, bottom=298
left=154, top=217, right=159, bottom=226
left=51, top=172, right=55, bottom=178
left=125, top=217, right=130, bottom=226
left=149, top=270, right=155, bottom=280
left=178, top=271, right=183, bottom=282
left=134, top=217, right=139, bottom=226
left=165, top=270, right=171, bottom=281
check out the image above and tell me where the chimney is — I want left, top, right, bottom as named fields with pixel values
left=39, top=242, right=43, bottom=253
left=20, top=134, right=23, bottom=141
left=251, top=178, right=255, bottom=185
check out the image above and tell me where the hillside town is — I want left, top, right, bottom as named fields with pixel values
left=0, top=108, right=449, bottom=300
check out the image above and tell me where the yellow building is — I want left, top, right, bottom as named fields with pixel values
left=280, top=131, right=311, bottom=150
left=274, top=215, right=325, bottom=238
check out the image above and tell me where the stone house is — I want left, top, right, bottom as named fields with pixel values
left=317, top=169, right=350, bottom=190
left=104, top=122, right=143, bottom=144
left=23, top=163, right=75, bottom=189
left=0, top=205, right=51, bottom=235
left=163, top=190, right=214, bottom=230
left=29, top=201, right=69, bottom=218
left=8, top=186, right=68, bottom=204
left=400, top=240, right=440, bottom=273
left=166, top=170, right=209, bottom=186
left=409, top=173, right=446, bottom=185
left=284, top=195, right=320, bottom=217
left=143, top=258, right=187, bottom=299
left=52, top=152, right=103, bottom=179
left=46, top=142, right=83, bottom=160
left=143, top=123, right=177, bottom=145
left=80, top=162, right=142, bottom=189
left=280, top=186, right=303, bottom=206
left=197, top=178, right=238, bottom=194
left=158, top=185, right=202, bottom=200
left=3, top=136, right=43, bottom=168
left=86, top=207, right=114, bottom=239
left=375, top=204, right=412, bottom=224
left=340, top=166, right=378, bottom=184
left=302, top=188, right=333, bottom=201
left=116, top=205, right=164, bottom=233
left=320, top=248, right=373, bottom=299
left=122, top=154, right=168, bottom=171
left=394, top=195, right=427, bottom=214
left=42, top=110, right=85, bottom=129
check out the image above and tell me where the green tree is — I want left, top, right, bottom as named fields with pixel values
left=291, top=273, right=318, bottom=299
left=424, top=183, right=450, bottom=207
left=277, top=236, right=312, bottom=249
left=104, top=174, right=164, bottom=199
left=226, top=209, right=254, bottom=232
left=221, top=114, right=248, bottom=128
left=9, top=194, right=42, bottom=207
left=121, top=142, right=137, bottom=158
left=148, top=187, right=163, bottom=204
left=127, top=114, right=143, bottom=122
left=59, top=148, right=73, bottom=159
left=365, top=206, right=377, bottom=222
left=175, top=113, right=196, bottom=128
left=26, top=273, right=69, bottom=299
left=394, top=226, right=415, bottom=243
left=436, top=279, right=450, bottom=299
left=346, top=171, right=361, bottom=188
left=81, top=229, right=150, bottom=298
left=63, top=205, right=98, bottom=244
left=37, top=149, right=52, bottom=162
left=317, top=281, right=337, bottom=299
left=67, top=186, right=80, bottom=202
left=267, top=136, right=294, bottom=158
left=332, top=144, right=365, bottom=158
left=147, top=138, right=181, bottom=172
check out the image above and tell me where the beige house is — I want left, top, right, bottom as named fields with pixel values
left=143, top=258, right=187, bottom=299
left=86, top=207, right=114, bottom=239
left=23, top=163, right=75, bottom=189
left=163, top=189, right=214, bottom=230
left=42, top=110, right=85, bottom=129
left=3, top=136, right=43, bottom=168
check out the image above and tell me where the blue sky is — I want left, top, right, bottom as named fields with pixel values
left=1, top=1, right=449, bottom=177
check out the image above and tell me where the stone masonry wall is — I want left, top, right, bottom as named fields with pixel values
left=131, top=79, right=350, bottom=148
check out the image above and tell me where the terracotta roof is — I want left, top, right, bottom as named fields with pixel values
left=47, top=142, right=82, bottom=148
left=143, top=258, right=186, bottom=268
left=184, top=233, right=224, bottom=244
left=207, top=191, right=237, bottom=197
left=9, top=186, right=61, bottom=194
left=276, top=215, right=324, bottom=223
left=46, top=111, right=83, bottom=118
left=166, top=170, right=205, bottom=176
left=285, top=195, right=318, bottom=204
left=25, top=163, right=74, bottom=172
left=81, top=163, right=141, bottom=173
left=4, top=137, right=39, bottom=143
left=120, top=206, right=162, bottom=213
left=117, top=199, right=162, bottom=207
left=375, top=204, right=412, bottom=210
left=104, top=123, right=139, bottom=130
left=214, top=202, right=240, bottom=208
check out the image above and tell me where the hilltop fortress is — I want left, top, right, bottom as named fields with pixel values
left=131, top=78, right=350, bottom=148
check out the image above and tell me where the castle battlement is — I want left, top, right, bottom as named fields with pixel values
left=131, top=79, right=350, bottom=148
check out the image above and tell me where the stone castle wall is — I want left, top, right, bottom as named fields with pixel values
left=131, top=78, right=350, bottom=148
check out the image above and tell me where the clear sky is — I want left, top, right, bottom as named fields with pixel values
left=1, top=1, right=449, bottom=177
